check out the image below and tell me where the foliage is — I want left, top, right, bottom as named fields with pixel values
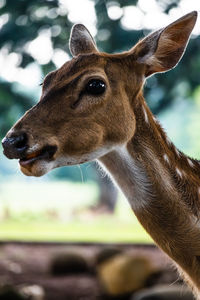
left=95, top=0, right=142, bottom=53
left=0, top=0, right=72, bottom=69
left=0, top=79, right=32, bottom=135
left=0, top=0, right=73, bottom=137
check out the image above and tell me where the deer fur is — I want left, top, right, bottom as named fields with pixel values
left=2, top=11, right=200, bottom=298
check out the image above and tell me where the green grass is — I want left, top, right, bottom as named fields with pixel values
left=0, top=180, right=153, bottom=243
left=0, top=219, right=152, bottom=243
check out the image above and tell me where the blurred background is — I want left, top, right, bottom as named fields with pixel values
left=0, top=0, right=200, bottom=244
left=1, top=1, right=200, bottom=299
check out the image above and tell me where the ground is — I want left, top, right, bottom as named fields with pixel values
left=0, top=242, right=180, bottom=300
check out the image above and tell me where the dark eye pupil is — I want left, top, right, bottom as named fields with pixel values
left=86, top=79, right=106, bottom=95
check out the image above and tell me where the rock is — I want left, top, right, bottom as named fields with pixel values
left=131, top=284, right=193, bottom=300
left=95, top=246, right=124, bottom=266
left=97, top=254, right=156, bottom=296
left=144, top=269, right=181, bottom=287
left=49, top=251, right=90, bottom=275
left=5, top=261, right=22, bottom=274
left=20, top=285, right=45, bottom=300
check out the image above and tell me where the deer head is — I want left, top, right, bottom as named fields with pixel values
left=2, top=12, right=197, bottom=177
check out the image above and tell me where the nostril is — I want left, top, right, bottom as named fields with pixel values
left=14, top=133, right=28, bottom=150
left=2, top=132, right=28, bottom=159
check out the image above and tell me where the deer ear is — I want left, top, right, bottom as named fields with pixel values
left=133, top=11, right=197, bottom=77
left=69, top=24, right=98, bottom=57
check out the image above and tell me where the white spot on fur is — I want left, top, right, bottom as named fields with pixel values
left=152, top=116, right=161, bottom=126
left=163, top=153, right=170, bottom=164
left=176, top=167, right=182, bottom=178
left=187, top=158, right=194, bottom=168
left=142, top=106, right=149, bottom=123
left=174, top=147, right=180, bottom=157
left=152, top=116, right=157, bottom=122
left=26, top=144, right=40, bottom=154
left=166, top=136, right=172, bottom=146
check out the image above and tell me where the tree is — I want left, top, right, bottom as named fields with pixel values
left=0, top=0, right=72, bottom=137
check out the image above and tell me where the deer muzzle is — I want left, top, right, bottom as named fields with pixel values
left=2, top=132, right=28, bottom=159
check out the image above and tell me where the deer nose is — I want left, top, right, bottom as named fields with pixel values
left=2, top=133, right=28, bottom=159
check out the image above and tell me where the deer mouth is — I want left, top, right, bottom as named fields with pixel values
left=19, top=145, right=57, bottom=167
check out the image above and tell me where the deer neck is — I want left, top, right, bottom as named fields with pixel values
left=99, top=94, right=200, bottom=291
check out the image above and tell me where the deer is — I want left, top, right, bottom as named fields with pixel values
left=2, top=10, right=200, bottom=297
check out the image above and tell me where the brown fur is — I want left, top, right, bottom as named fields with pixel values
left=3, top=11, right=200, bottom=298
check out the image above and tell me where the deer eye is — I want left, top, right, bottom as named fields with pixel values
left=85, top=79, right=106, bottom=95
